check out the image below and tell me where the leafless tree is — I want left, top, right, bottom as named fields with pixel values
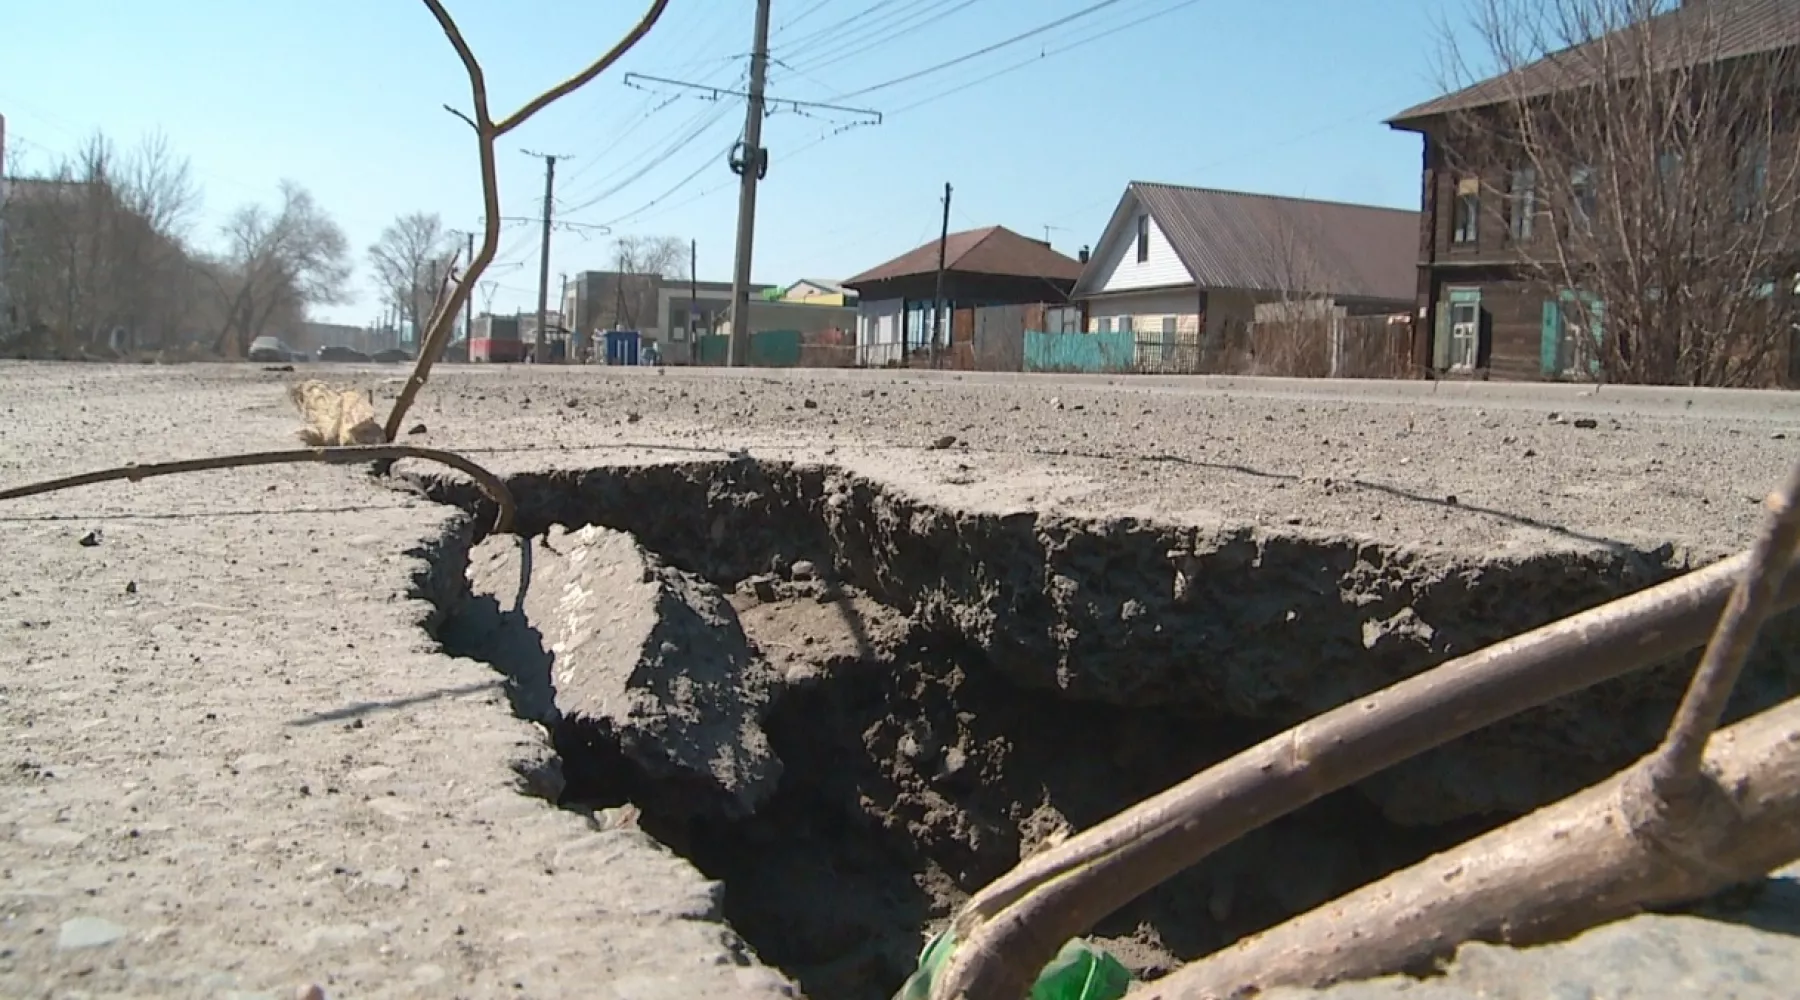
left=1439, top=0, right=1800, bottom=386
left=1248, top=214, right=1337, bottom=378
left=368, top=211, right=457, bottom=345
left=210, top=180, right=352, bottom=356
left=593, top=233, right=687, bottom=331
left=0, top=130, right=204, bottom=356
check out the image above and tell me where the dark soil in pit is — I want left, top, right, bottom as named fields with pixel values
left=418, top=459, right=1800, bottom=1000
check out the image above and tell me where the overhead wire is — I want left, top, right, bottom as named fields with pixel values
left=784, top=0, right=988, bottom=79
left=831, top=0, right=1137, bottom=100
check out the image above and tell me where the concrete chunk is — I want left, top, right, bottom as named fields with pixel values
left=467, top=525, right=779, bottom=817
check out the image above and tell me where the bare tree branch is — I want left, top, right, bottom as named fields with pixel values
left=1649, top=456, right=1800, bottom=787
left=383, top=0, right=671, bottom=441
left=1141, top=694, right=1800, bottom=999
left=928, top=542, right=1800, bottom=1000
left=0, top=444, right=515, bottom=535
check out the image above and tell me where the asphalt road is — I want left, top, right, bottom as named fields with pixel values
left=1, top=360, right=1797, bottom=999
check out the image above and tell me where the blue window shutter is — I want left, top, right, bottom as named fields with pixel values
left=1540, top=299, right=1562, bottom=375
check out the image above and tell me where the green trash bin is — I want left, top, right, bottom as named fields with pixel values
left=895, top=929, right=1133, bottom=1000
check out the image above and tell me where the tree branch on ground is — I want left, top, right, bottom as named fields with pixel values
left=382, top=0, right=672, bottom=442
left=0, top=444, right=515, bottom=535
left=927, top=471, right=1800, bottom=999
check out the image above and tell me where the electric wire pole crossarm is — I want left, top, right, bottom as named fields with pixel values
left=621, top=72, right=883, bottom=124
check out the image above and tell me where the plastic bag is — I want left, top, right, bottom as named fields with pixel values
left=894, top=929, right=1132, bottom=1000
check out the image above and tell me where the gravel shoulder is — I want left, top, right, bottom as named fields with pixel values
left=1, top=361, right=1797, bottom=999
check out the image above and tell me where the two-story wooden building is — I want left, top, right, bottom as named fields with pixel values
left=1387, top=0, right=1800, bottom=383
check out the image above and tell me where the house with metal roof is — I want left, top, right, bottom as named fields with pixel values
left=843, top=225, right=1083, bottom=366
left=1387, top=0, right=1800, bottom=385
left=1070, top=181, right=1417, bottom=372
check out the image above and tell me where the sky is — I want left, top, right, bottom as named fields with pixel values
left=0, top=0, right=1491, bottom=328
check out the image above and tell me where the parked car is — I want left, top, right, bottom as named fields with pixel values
left=371, top=348, right=412, bottom=363
left=317, top=345, right=371, bottom=363
left=248, top=336, right=303, bottom=363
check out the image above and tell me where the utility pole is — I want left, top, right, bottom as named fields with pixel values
left=523, top=150, right=565, bottom=363
left=931, top=182, right=953, bottom=365
left=458, top=230, right=475, bottom=342
left=727, top=0, right=773, bottom=368
left=689, top=238, right=699, bottom=348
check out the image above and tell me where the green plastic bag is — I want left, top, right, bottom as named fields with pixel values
left=894, top=929, right=1133, bottom=1000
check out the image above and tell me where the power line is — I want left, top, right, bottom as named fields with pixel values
left=882, top=0, right=1206, bottom=116
left=786, top=0, right=987, bottom=78
left=834, top=0, right=1136, bottom=100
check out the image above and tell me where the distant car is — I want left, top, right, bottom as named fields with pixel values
left=248, top=336, right=302, bottom=363
left=372, top=348, right=412, bottom=363
left=317, top=345, right=371, bottom=363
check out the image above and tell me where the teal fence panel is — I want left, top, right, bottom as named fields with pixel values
left=1023, top=330, right=1136, bottom=373
left=695, top=329, right=803, bottom=366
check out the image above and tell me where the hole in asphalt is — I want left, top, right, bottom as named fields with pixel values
left=414, top=459, right=1797, bottom=1000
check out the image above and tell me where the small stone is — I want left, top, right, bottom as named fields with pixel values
left=1773, top=431, right=1788, bottom=440
left=125, top=581, right=137, bottom=594
left=362, top=867, right=408, bottom=891
left=1446, top=494, right=1459, bottom=506
left=802, top=398, right=818, bottom=409
left=1572, top=417, right=1599, bottom=429
left=58, top=916, right=127, bottom=950
left=789, top=559, right=818, bottom=580
left=296, top=985, right=327, bottom=1000
left=407, top=423, right=427, bottom=435
left=1524, top=448, right=1538, bottom=457
left=565, top=398, right=579, bottom=408
left=927, top=434, right=957, bottom=450
left=78, top=529, right=102, bottom=547
left=625, top=412, right=642, bottom=424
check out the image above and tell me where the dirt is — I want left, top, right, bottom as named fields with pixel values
left=2, top=361, right=1799, bottom=1000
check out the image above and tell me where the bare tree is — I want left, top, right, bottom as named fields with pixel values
left=1439, top=0, right=1800, bottom=386
left=211, top=180, right=352, bottom=356
left=0, top=129, right=204, bottom=356
left=368, top=211, right=457, bottom=345
left=595, top=233, right=686, bottom=331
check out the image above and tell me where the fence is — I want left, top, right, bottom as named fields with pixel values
left=1023, top=330, right=1137, bottom=373
left=695, top=329, right=803, bottom=367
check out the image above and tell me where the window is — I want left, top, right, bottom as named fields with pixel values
left=1135, top=214, right=1150, bottom=263
left=1542, top=290, right=1605, bottom=378
left=1735, top=141, right=1768, bottom=222
left=1452, top=179, right=1479, bottom=245
left=1570, top=165, right=1597, bottom=230
left=1096, top=316, right=1112, bottom=333
left=1509, top=166, right=1536, bottom=241
left=1161, top=316, right=1178, bottom=355
left=1119, top=315, right=1135, bottom=334
left=1656, top=150, right=1683, bottom=202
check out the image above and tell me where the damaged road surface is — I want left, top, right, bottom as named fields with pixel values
left=5, top=363, right=1800, bottom=1000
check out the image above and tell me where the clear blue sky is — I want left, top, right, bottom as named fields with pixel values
left=0, top=0, right=1488, bottom=327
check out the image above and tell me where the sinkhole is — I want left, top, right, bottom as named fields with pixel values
left=411, top=458, right=1800, bottom=1000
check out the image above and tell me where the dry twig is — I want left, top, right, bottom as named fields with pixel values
left=381, top=0, right=671, bottom=442
left=0, top=445, right=516, bottom=534
left=929, top=530, right=1800, bottom=999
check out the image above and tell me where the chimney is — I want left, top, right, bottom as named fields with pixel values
left=1077, top=245, right=1091, bottom=264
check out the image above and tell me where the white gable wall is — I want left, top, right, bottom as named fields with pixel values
left=1085, top=198, right=1192, bottom=294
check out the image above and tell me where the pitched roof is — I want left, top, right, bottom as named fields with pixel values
left=1388, top=0, right=1800, bottom=127
left=843, top=226, right=1084, bottom=287
left=1073, top=182, right=1418, bottom=303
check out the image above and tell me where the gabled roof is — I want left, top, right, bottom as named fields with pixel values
left=1388, top=0, right=1800, bottom=127
left=1071, top=182, right=1418, bottom=303
left=843, top=226, right=1084, bottom=287
left=787, top=277, right=852, bottom=296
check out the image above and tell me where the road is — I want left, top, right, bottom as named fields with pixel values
left=0, top=360, right=1795, bottom=999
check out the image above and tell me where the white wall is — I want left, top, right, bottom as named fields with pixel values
left=1085, top=201, right=1192, bottom=294
left=858, top=299, right=904, bottom=366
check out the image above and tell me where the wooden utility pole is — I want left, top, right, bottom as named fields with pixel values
left=726, top=0, right=772, bottom=367
left=523, top=150, right=565, bottom=363
left=689, top=237, right=699, bottom=346
left=931, top=182, right=953, bottom=364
